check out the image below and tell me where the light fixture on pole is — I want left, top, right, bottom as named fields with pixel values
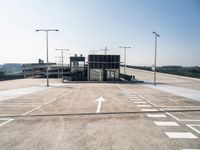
left=55, top=49, right=69, bottom=82
left=36, top=29, right=59, bottom=87
left=119, top=46, right=131, bottom=75
left=152, top=31, right=160, bottom=86
left=100, top=46, right=109, bottom=55
left=90, top=50, right=98, bottom=54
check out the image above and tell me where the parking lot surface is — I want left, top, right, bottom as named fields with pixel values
left=0, top=69, right=200, bottom=150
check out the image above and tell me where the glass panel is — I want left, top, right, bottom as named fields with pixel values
left=79, top=61, right=84, bottom=67
left=99, top=55, right=103, bottom=62
left=90, top=69, right=103, bottom=81
left=111, top=71, right=115, bottom=78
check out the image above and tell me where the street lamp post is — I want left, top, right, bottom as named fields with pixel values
left=36, top=29, right=59, bottom=87
left=55, top=56, right=63, bottom=79
left=100, top=46, right=109, bottom=55
left=152, top=31, right=159, bottom=86
left=55, top=49, right=69, bottom=82
left=119, top=46, right=131, bottom=75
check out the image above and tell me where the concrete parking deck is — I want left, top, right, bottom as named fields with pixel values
left=0, top=71, right=200, bottom=150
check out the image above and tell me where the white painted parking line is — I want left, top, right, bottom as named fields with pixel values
left=146, top=114, right=167, bottom=118
left=0, top=119, right=14, bottom=127
left=186, top=124, right=200, bottom=134
left=166, top=112, right=180, bottom=120
left=154, top=121, right=180, bottom=126
left=137, top=105, right=152, bottom=107
left=165, top=132, right=198, bottom=139
left=131, top=99, right=142, bottom=101
left=146, top=100, right=158, bottom=107
left=45, top=94, right=66, bottom=105
left=141, top=109, right=158, bottom=112
left=166, top=112, right=200, bottom=122
left=130, top=98, right=141, bottom=100
left=128, top=96, right=139, bottom=98
left=22, top=105, right=41, bottom=115
left=134, top=101, right=147, bottom=104
left=130, top=98, right=142, bottom=100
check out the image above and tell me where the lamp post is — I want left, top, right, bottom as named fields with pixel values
left=55, top=56, right=63, bottom=79
left=55, top=49, right=69, bottom=82
left=152, top=31, right=159, bottom=86
left=100, top=46, right=109, bottom=55
left=36, top=29, right=59, bottom=87
left=90, top=50, right=98, bottom=54
left=119, top=46, right=131, bottom=75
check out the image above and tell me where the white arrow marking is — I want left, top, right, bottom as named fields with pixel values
left=96, top=96, right=106, bottom=113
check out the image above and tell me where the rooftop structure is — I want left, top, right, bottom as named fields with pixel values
left=88, top=55, right=120, bottom=81
left=70, top=54, right=87, bottom=81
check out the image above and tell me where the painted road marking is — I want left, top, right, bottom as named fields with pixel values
left=45, top=94, right=66, bottom=105
left=146, top=100, right=158, bottom=107
left=96, top=96, right=106, bottom=113
left=130, top=98, right=142, bottom=100
left=127, top=95, right=139, bottom=97
left=131, top=99, right=142, bottom=101
left=131, top=98, right=142, bottom=100
left=154, top=121, right=180, bottom=126
left=134, top=101, right=147, bottom=104
left=0, top=119, right=14, bottom=127
left=20, top=93, right=66, bottom=115
left=146, top=114, right=167, bottom=118
left=186, top=124, right=200, bottom=134
left=166, top=112, right=200, bottom=122
left=165, top=132, right=198, bottom=139
left=141, top=109, right=158, bottom=112
left=136, top=105, right=152, bottom=107
left=128, top=96, right=140, bottom=98
left=22, top=105, right=41, bottom=115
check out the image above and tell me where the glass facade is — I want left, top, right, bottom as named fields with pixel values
left=70, top=56, right=86, bottom=81
left=88, top=55, right=120, bottom=81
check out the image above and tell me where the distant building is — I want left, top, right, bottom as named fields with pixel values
left=2, top=63, right=22, bottom=75
left=88, top=55, right=120, bottom=81
left=22, top=59, right=70, bottom=78
left=22, top=54, right=121, bottom=82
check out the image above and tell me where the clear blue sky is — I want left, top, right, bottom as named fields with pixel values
left=0, top=0, right=199, bottom=66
